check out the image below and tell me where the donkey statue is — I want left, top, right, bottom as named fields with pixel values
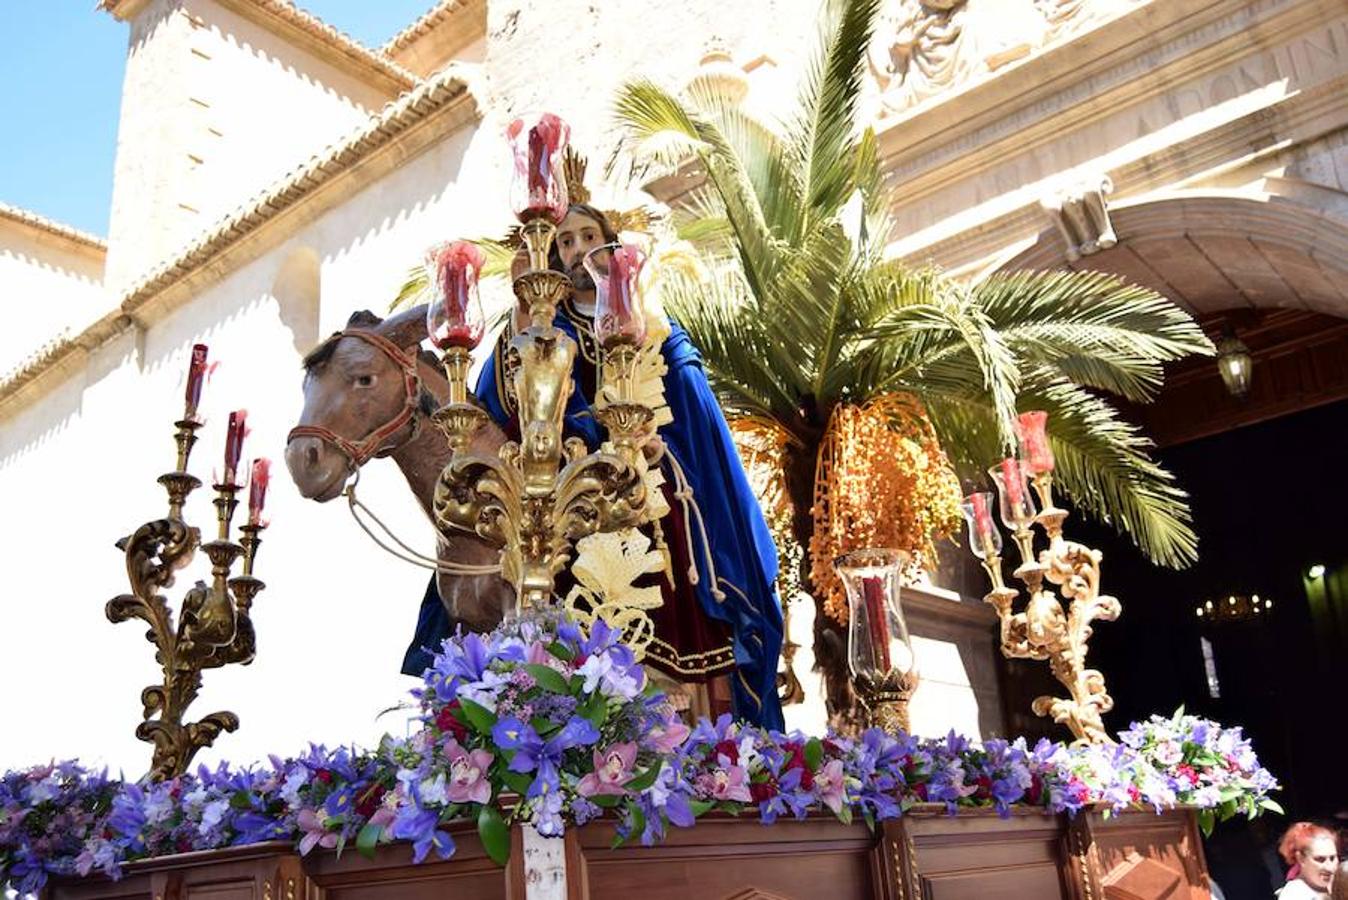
left=284, top=305, right=514, bottom=669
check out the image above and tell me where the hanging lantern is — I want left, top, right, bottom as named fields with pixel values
left=1216, top=328, right=1252, bottom=399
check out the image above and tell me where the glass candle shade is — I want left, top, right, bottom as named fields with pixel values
left=425, top=240, right=486, bottom=351
left=960, top=491, right=1003, bottom=560
left=507, top=112, right=570, bottom=225
left=1016, top=411, right=1054, bottom=474
left=833, top=549, right=916, bottom=681
left=583, top=242, right=648, bottom=348
left=989, top=457, right=1036, bottom=529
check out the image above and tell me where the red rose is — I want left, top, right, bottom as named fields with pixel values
left=436, top=702, right=468, bottom=743
left=1027, top=773, right=1044, bottom=806
left=315, top=769, right=333, bottom=785
left=975, top=775, right=992, bottom=800
left=713, top=740, right=740, bottom=766
left=749, top=779, right=779, bottom=803
left=782, top=743, right=814, bottom=790
left=355, top=783, right=388, bottom=819
left=912, top=782, right=928, bottom=802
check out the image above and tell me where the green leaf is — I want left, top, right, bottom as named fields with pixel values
left=579, top=692, right=609, bottom=728
left=623, top=766, right=662, bottom=793
left=229, top=790, right=253, bottom=811
left=478, top=804, right=511, bottom=867
left=804, top=737, right=824, bottom=771
left=524, top=663, right=572, bottom=695
left=1259, top=798, right=1285, bottom=815
left=1197, top=808, right=1216, bottom=837
left=531, top=716, right=561, bottom=737
left=356, top=822, right=383, bottom=860
left=546, top=640, right=575, bottom=662
left=459, top=697, right=498, bottom=733
left=862, top=806, right=876, bottom=832
left=591, top=793, right=623, bottom=809
left=500, top=770, right=533, bottom=796
left=836, top=803, right=853, bottom=826
left=689, top=799, right=715, bottom=817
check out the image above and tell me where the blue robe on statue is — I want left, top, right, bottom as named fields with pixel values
left=403, top=300, right=785, bottom=730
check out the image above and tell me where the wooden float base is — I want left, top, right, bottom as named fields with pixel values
left=45, top=806, right=1210, bottom=900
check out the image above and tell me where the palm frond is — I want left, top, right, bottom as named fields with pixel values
left=789, top=0, right=882, bottom=221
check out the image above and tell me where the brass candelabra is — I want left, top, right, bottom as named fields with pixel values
left=107, top=418, right=266, bottom=780
left=430, top=218, right=654, bottom=613
left=970, top=468, right=1120, bottom=746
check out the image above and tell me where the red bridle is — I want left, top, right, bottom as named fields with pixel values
left=287, top=329, right=423, bottom=470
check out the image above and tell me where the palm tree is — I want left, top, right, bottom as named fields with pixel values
left=610, top=0, right=1212, bottom=713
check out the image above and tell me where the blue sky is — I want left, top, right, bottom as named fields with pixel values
left=0, top=2, right=436, bottom=238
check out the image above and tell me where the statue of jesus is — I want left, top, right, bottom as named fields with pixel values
left=466, top=201, right=786, bottom=730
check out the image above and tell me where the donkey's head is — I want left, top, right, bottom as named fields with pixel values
left=285, top=306, right=438, bottom=502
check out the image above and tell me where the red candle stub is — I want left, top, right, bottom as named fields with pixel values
left=1017, top=411, right=1054, bottom=474
left=861, top=575, right=893, bottom=672
left=426, top=241, right=486, bottom=350
left=184, top=344, right=208, bottom=420
left=248, top=457, right=270, bottom=526
left=223, top=410, right=248, bottom=485
left=1000, top=458, right=1025, bottom=508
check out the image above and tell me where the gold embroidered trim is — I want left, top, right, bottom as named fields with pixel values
left=646, top=637, right=736, bottom=675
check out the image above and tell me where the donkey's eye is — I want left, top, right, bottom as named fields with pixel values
left=354, top=374, right=376, bottom=388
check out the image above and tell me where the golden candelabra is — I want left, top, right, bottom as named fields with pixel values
left=107, top=418, right=266, bottom=780
left=429, top=217, right=654, bottom=613
left=969, top=465, right=1120, bottom=746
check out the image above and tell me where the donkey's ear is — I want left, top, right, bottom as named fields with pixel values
left=377, top=303, right=430, bottom=351
left=346, top=309, right=384, bottom=328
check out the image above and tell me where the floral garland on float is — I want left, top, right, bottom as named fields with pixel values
left=0, top=616, right=1281, bottom=896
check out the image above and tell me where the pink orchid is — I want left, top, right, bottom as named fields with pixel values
left=444, top=739, right=494, bottom=805
left=815, top=759, right=846, bottom=815
left=698, top=765, right=752, bottom=803
left=577, top=742, right=639, bottom=798
left=644, top=713, right=691, bottom=755
left=297, top=808, right=338, bottom=856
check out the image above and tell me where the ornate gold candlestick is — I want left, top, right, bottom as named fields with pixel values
left=107, top=420, right=266, bottom=780
left=429, top=223, right=652, bottom=614
left=964, top=432, right=1120, bottom=746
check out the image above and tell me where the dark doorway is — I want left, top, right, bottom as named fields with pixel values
left=1077, top=398, right=1348, bottom=824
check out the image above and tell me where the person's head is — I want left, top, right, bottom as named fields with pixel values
left=1280, top=822, right=1339, bottom=893
left=549, top=203, right=619, bottom=294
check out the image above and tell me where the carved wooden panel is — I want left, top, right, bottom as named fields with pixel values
left=305, top=824, right=504, bottom=900
left=1087, top=809, right=1211, bottom=900
left=902, top=809, right=1069, bottom=900
left=571, top=817, right=880, bottom=900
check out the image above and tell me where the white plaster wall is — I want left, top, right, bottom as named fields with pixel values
left=0, top=227, right=107, bottom=375
left=0, top=120, right=490, bottom=774
left=104, top=0, right=393, bottom=293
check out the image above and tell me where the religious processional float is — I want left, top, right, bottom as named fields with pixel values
left=2, top=114, right=1280, bottom=900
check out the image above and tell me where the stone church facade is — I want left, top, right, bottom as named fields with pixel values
left=1, top=0, right=1344, bottom=772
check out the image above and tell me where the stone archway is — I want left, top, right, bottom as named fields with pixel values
left=999, top=177, right=1348, bottom=319
left=997, top=178, right=1348, bottom=446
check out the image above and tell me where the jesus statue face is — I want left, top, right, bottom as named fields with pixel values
left=555, top=208, right=611, bottom=294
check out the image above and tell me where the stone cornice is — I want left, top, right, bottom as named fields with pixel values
left=0, top=203, right=108, bottom=256
left=99, top=0, right=419, bottom=97
left=383, top=0, right=482, bottom=56
left=0, top=68, right=480, bottom=416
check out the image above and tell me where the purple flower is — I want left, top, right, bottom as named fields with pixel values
left=816, top=759, right=846, bottom=815
left=444, top=741, right=493, bottom=806
left=296, top=809, right=338, bottom=856
left=577, top=743, right=638, bottom=798
left=493, top=716, right=600, bottom=799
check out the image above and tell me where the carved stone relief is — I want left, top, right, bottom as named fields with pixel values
left=868, top=0, right=1140, bottom=116
left=1041, top=174, right=1117, bottom=261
